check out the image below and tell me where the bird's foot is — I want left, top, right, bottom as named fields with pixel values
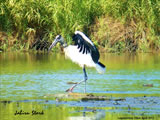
left=65, top=87, right=74, bottom=93
left=66, top=80, right=86, bottom=93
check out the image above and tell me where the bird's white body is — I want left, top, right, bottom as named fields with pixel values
left=64, top=45, right=95, bottom=68
left=64, top=45, right=105, bottom=74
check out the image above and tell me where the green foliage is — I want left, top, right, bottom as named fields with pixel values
left=91, top=0, right=160, bottom=52
left=0, top=0, right=159, bottom=52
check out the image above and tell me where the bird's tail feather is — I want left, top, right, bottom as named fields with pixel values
left=96, top=62, right=106, bottom=74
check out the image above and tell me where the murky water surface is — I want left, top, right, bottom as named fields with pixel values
left=0, top=52, right=160, bottom=120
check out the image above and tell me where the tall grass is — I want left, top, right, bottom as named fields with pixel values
left=91, top=0, right=160, bottom=52
left=0, top=0, right=159, bottom=52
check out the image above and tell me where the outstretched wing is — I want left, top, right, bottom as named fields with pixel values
left=72, top=31, right=100, bottom=63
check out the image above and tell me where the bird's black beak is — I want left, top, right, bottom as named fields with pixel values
left=48, top=39, right=58, bottom=52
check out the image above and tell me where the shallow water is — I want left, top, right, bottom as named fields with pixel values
left=0, top=52, right=160, bottom=119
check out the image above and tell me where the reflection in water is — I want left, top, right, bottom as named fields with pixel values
left=83, top=107, right=86, bottom=117
left=0, top=52, right=160, bottom=120
left=1, top=52, right=160, bottom=73
left=0, top=100, right=159, bottom=120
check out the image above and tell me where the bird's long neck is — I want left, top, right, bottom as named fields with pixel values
left=62, top=42, right=68, bottom=48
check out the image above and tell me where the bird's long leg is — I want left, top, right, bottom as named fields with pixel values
left=66, top=66, right=88, bottom=93
left=83, top=66, right=88, bottom=93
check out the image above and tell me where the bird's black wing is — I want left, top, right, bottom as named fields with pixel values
left=72, top=31, right=100, bottom=63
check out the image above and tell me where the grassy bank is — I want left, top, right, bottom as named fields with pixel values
left=0, top=0, right=159, bottom=52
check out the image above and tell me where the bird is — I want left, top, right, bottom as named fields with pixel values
left=48, top=31, right=106, bottom=93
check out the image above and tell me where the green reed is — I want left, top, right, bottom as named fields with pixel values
left=0, top=0, right=159, bottom=52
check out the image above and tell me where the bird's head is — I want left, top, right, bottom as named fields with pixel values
left=48, top=35, right=64, bottom=51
